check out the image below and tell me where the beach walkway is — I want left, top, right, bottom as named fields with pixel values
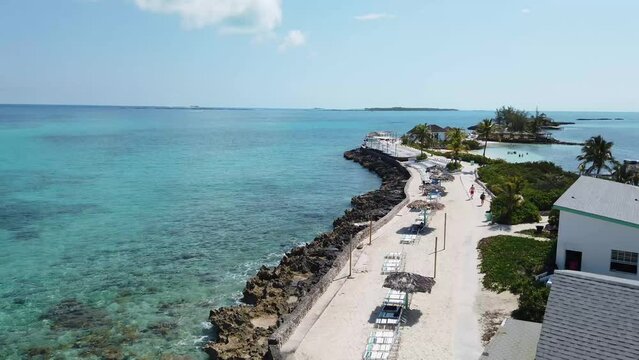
left=280, top=160, right=534, bottom=360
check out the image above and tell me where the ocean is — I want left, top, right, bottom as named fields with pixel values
left=0, top=105, right=637, bottom=358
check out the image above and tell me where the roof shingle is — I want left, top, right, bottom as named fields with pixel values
left=536, top=270, right=639, bottom=360
left=553, top=176, right=639, bottom=226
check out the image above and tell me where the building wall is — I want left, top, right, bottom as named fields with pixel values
left=557, top=211, right=639, bottom=280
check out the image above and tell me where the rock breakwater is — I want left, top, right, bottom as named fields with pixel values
left=203, top=148, right=410, bottom=359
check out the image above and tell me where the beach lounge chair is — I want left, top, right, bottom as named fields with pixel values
left=381, top=258, right=403, bottom=274
left=363, top=350, right=390, bottom=359
left=400, top=233, right=417, bottom=245
left=383, top=290, right=408, bottom=308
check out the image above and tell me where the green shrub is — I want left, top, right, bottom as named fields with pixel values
left=429, top=150, right=503, bottom=166
left=490, top=195, right=541, bottom=225
left=416, top=153, right=428, bottom=161
left=477, top=235, right=555, bottom=293
left=548, top=209, right=560, bottom=228
left=512, top=282, right=550, bottom=323
left=478, top=161, right=577, bottom=211
left=445, top=161, right=462, bottom=172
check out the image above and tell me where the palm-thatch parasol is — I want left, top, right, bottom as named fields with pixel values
left=430, top=173, right=454, bottom=182
left=428, top=202, right=446, bottom=211
left=383, top=272, right=436, bottom=294
left=408, top=200, right=430, bottom=210
left=420, top=183, right=447, bottom=195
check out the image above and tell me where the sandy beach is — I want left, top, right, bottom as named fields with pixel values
left=280, top=157, right=544, bottom=360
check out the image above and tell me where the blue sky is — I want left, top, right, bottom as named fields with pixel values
left=0, top=0, right=638, bottom=111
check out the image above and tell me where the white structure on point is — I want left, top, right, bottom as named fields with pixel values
left=554, top=176, right=639, bottom=280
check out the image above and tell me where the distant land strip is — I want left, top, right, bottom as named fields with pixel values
left=365, top=107, right=458, bottom=111
left=576, top=117, right=624, bottom=121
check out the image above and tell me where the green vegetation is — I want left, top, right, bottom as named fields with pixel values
left=445, top=128, right=467, bottom=163
left=577, top=135, right=616, bottom=176
left=477, top=235, right=555, bottom=322
left=472, top=106, right=561, bottom=144
left=478, top=161, right=578, bottom=224
left=490, top=193, right=540, bottom=224
left=428, top=150, right=503, bottom=166
left=513, top=282, right=551, bottom=323
left=476, top=119, right=494, bottom=158
left=576, top=135, right=639, bottom=185
left=445, top=161, right=462, bottom=172
left=404, top=123, right=436, bottom=154
left=478, top=235, right=555, bottom=293
left=612, top=161, right=639, bottom=185
left=416, top=153, right=428, bottom=161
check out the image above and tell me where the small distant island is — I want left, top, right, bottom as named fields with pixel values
left=576, top=117, right=624, bottom=121
left=365, top=107, right=458, bottom=112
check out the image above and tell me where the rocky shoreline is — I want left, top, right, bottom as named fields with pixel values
left=203, top=148, right=410, bottom=359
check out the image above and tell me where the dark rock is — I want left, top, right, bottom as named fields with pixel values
left=203, top=148, right=410, bottom=359
left=147, top=321, right=179, bottom=337
left=39, top=298, right=110, bottom=330
left=25, top=347, right=51, bottom=359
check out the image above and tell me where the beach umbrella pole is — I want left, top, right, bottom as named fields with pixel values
left=433, top=236, right=438, bottom=278
left=443, top=213, right=447, bottom=251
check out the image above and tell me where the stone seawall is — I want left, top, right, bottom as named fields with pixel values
left=203, top=148, right=410, bottom=360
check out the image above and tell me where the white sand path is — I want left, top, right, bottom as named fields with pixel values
left=281, top=161, right=541, bottom=360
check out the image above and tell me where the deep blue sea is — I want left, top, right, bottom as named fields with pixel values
left=0, top=105, right=637, bottom=358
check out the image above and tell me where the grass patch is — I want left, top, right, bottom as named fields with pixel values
left=477, top=161, right=577, bottom=211
left=477, top=235, right=556, bottom=322
left=477, top=235, right=555, bottom=293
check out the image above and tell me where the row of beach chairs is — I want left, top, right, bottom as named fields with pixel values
left=363, top=290, right=408, bottom=359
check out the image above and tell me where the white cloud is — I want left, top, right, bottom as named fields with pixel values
left=354, top=13, right=395, bottom=21
left=279, top=30, right=306, bottom=51
left=134, top=0, right=283, bottom=33
left=521, top=8, right=531, bottom=14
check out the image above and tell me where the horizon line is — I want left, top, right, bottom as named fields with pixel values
left=0, top=103, right=637, bottom=113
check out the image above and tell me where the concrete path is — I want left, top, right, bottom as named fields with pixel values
left=280, top=160, right=545, bottom=360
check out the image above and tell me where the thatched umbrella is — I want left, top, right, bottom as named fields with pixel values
left=383, top=272, right=436, bottom=294
left=428, top=202, right=446, bottom=211
left=407, top=200, right=430, bottom=210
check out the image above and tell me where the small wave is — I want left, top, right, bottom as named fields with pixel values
left=200, top=321, right=213, bottom=330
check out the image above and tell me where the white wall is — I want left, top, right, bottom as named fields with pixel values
left=557, top=211, right=639, bottom=280
left=434, top=132, right=446, bottom=141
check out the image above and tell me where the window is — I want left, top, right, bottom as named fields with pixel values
left=610, top=250, right=638, bottom=274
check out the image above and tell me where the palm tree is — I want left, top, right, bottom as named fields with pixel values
left=612, top=162, right=639, bottom=185
left=494, top=176, right=526, bottom=224
left=576, top=135, right=616, bottom=177
left=528, top=117, right=543, bottom=140
left=412, top=123, right=433, bottom=155
left=477, top=119, right=494, bottom=158
left=446, top=128, right=467, bottom=163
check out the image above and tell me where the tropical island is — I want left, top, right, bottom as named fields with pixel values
left=466, top=106, right=580, bottom=145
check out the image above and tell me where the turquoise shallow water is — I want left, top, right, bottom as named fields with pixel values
left=0, top=106, right=637, bottom=358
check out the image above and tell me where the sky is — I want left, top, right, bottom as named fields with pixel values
left=0, top=0, right=638, bottom=111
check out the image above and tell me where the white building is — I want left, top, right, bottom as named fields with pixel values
left=554, top=176, right=639, bottom=279
left=427, top=124, right=450, bottom=142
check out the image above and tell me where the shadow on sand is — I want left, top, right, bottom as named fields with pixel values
left=367, top=306, right=423, bottom=327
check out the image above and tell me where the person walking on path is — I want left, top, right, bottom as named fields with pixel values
left=469, top=185, right=475, bottom=199
left=479, top=192, right=486, bottom=206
